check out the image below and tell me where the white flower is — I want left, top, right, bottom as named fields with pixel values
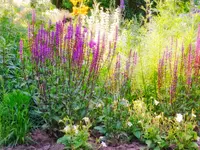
left=175, top=113, right=183, bottom=123
left=99, top=136, right=104, bottom=140
left=83, top=117, right=90, bottom=123
left=192, top=113, right=196, bottom=118
left=96, top=103, right=102, bottom=108
left=155, top=115, right=161, bottom=119
left=73, top=125, right=79, bottom=134
left=127, top=122, right=133, bottom=127
left=101, top=142, right=107, bottom=147
left=154, top=100, right=159, bottom=105
left=63, top=125, right=70, bottom=133
left=197, top=136, right=200, bottom=142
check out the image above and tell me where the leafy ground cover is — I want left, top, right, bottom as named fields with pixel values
left=0, top=0, right=200, bottom=150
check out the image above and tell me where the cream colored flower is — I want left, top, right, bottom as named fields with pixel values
left=63, top=125, right=71, bottom=133
left=175, top=113, right=183, bottom=123
left=192, top=113, right=196, bottom=118
left=83, top=117, right=90, bottom=123
left=96, top=103, right=102, bottom=108
left=155, top=115, right=161, bottom=119
left=127, top=121, right=133, bottom=127
left=73, top=125, right=79, bottom=134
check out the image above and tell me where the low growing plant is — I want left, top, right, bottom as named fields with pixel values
left=57, top=116, right=92, bottom=150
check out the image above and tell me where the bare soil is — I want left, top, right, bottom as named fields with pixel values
left=2, top=130, right=200, bottom=150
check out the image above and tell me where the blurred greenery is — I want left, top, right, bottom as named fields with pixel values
left=50, top=0, right=191, bottom=19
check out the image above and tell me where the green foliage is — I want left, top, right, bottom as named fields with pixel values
left=0, top=7, right=27, bottom=93
left=0, top=90, right=31, bottom=146
left=57, top=117, right=92, bottom=149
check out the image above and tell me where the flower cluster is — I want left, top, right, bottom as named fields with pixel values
left=70, top=0, right=89, bottom=16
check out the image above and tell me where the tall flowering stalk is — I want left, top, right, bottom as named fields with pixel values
left=186, top=44, right=193, bottom=88
left=170, top=59, right=178, bottom=104
left=120, top=0, right=125, bottom=10
left=194, top=24, right=200, bottom=81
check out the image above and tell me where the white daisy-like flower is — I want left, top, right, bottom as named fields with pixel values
left=127, top=122, right=133, bottom=127
left=101, top=141, right=107, bottom=147
left=175, top=113, right=183, bottom=123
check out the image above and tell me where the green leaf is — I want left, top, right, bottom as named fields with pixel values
left=154, top=146, right=160, bottom=150
left=134, top=131, right=141, bottom=139
left=145, top=140, right=152, bottom=147
left=57, top=135, right=71, bottom=145
left=94, top=126, right=106, bottom=134
left=190, top=142, right=198, bottom=148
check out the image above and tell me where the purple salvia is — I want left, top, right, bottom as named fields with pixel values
left=90, top=32, right=100, bottom=73
left=66, top=21, right=73, bottom=40
left=55, top=22, right=60, bottom=54
left=89, top=40, right=96, bottom=49
left=120, top=0, right=125, bottom=10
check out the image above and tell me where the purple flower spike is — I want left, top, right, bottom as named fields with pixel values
left=66, top=22, right=73, bottom=40
left=89, top=40, right=96, bottom=49
left=120, top=0, right=125, bottom=10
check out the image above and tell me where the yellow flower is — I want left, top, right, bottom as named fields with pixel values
left=79, top=5, right=89, bottom=15
left=72, top=6, right=79, bottom=16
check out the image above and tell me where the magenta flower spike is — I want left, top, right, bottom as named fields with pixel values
left=66, top=20, right=73, bottom=40
left=194, top=24, right=200, bottom=78
left=120, top=0, right=125, bottom=10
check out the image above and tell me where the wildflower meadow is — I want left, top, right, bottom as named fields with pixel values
left=0, top=0, right=200, bottom=149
